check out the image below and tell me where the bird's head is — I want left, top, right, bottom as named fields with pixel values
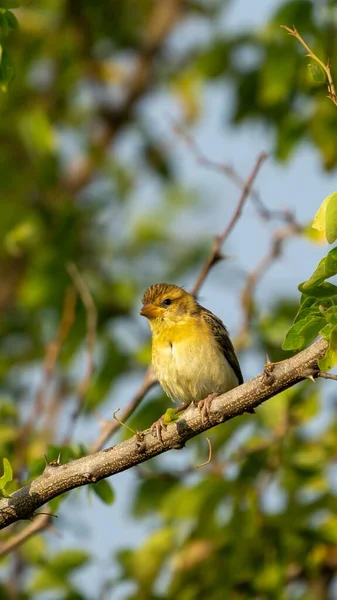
left=140, top=283, right=199, bottom=328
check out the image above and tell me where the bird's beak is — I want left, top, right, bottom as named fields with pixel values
left=139, top=303, right=161, bottom=319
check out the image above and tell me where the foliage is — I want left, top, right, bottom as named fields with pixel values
left=0, top=1, right=337, bottom=599
left=283, top=193, right=337, bottom=364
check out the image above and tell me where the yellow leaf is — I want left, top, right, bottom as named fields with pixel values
left=303, top=223, right=327, bottom=244
left=311, top=193, right=337, bottom=244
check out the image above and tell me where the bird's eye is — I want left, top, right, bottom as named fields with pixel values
left=162, top=298, right=172, bottom=306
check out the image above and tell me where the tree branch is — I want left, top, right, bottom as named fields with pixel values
left=191, top=152, right=268, bottom=296
left=0, top=337, right=328, bottom=530
left=0, top=510, right=52, bottom=558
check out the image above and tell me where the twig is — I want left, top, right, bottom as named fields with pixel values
left=64, top=263, right=97, bottom=442
left=191, top=151, right=268, bottom=296
left=173, top=122, right=298, bottom=225
left=15, top=287, right=77, bottom=467
left=281, top=25, right=337, bottom=106
left=317, top=372, right=337, bottom=381
left=90, top=368, right=157, bottom=453
left=28, top=286, right=77, bottom=428
left=0, top=337, right=328, bottom=530
left=0, top=510, right=52, bottom=558
left=235, top=222, right=302, bottom=349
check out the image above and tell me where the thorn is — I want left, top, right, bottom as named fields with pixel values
left=135, top=430, right=146, bottom=453
left=263, top=359, right=276, bottom=385
left=303, top=368, right=318, bottom=383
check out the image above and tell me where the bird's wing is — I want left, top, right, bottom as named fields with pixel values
left=201, top=309, right=244, bottom=385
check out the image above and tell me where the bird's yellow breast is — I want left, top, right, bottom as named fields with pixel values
left=151, top=316, right=238, bottom=405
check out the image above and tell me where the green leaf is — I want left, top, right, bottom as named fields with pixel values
left=282, top=316, right=325, bottom=351
left=320, top=323, right=334, bottom=340
left=326, top=193, right=337, bottom=243
left=0, top=457, right=12, bottom=490
left=321, top=306, right=337, bottom=325
left=91, top=479, right=115, bottom=505
left=0, top=47, right=14, bottom=91
left=163, top=407, right=180, bottom=424
left=319, top=346, right=337, bottom=370
left=301, top=247, right=337, bottom=290
left=299, top=281, right=337, bottom=299
left=5, top=10, right=18, bottom=29
left=312, top=193, right=337, bottom=243
left=331, top=326, right=337, bottom=349
left=308, top=63, right=326, bottom=84
left=293, top=306, right=321, bottom=324
left=29, top=571, right=65, bottom=593
left=49, top=549, right=90, bottom=576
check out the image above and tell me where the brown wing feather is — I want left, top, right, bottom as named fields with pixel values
left=201, top=309, right=244, bottom=385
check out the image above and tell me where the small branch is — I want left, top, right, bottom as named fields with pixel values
left=90, top=368, right=157, bottom=453
left=173, top=123, right=297, bottom=224
left=0, top=337, right=328, bottom=530
left=15, top=287, right=77, bottom=466
left=64, top=263, right=97, bottom=442
left=235, top=222, right=302, bottom=349
left=0, top=510, right=52, bottom=558
left=281, top=25, right=337, bottom=106
left=191, top=151, right=268, bottom=296
left=317, top=372, right=337, bottom=381
left=28, top=286, right=77, bottom=428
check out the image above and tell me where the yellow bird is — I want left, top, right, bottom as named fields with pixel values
left=140, top=283, right=243, bottom=437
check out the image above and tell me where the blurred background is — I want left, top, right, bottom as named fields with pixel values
left=1, top=0, right=337, bottom=598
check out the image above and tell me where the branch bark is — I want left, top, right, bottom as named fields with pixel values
left=0, top=337, right=328, bottom=530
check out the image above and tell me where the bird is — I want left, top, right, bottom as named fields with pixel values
left=139, top=282, right=244, bottom=439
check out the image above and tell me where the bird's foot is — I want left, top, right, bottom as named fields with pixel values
left=151, top=417, right=167, bottom=443
left=198, top=393, right=219, bottom=424
left=151, top=404, right=189, bottom=442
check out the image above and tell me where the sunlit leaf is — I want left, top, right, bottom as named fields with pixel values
left=318, top=345, right=337, bottom=371
left=282, top=315, right=325, bottom=350
left=0, top=457, right=12, bottom=490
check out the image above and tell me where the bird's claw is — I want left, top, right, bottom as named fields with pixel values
left=151, top=417, right=167, bottom=442
left=198, top=393, right=219, bottom=423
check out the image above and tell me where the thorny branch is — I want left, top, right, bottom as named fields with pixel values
left=0, top=336, right=329, bottom=530
left=281, top=25, right=337, bottom=107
